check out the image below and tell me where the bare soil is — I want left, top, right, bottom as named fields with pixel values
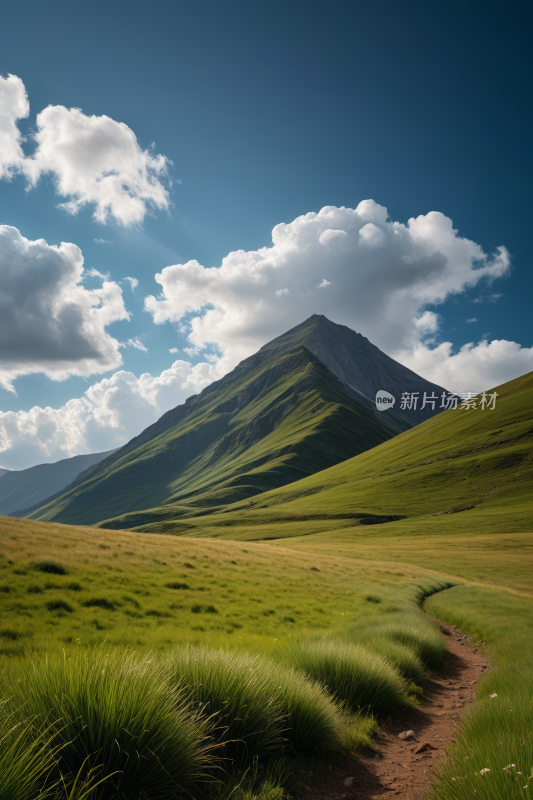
left=299, top=616, right=491, bottom=800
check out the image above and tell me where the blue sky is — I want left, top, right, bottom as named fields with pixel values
left=0, top=0, right=531, bottom=469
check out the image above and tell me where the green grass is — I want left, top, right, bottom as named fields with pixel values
left=0, top=516, right=445, bottom=656
left=3, top=648, right=213, bottom=799
left=286, top=640, right=410, bottom=715
left=167, top=646, right=286, bottom=767
left=425, top=586, right=533, bottom=799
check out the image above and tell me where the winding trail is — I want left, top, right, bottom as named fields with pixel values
left=299, top=617, right=491, bottom=800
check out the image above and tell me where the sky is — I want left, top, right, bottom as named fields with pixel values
left=0, top=0, right=531, bottom=470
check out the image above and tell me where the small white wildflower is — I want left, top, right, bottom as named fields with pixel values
left=480, top=768, right=491, bottom=775
left=490, top=693, right=497, bottom=698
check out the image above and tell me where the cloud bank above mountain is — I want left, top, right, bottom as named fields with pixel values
left=145, top=200, right=525, bottom=391
left=0, top=225, right=129, bottom=391
left=0, top=73, right=170, bottom=225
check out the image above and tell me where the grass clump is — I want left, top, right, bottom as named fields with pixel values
left=167, top=645, right=285, bottom=767
left=267, top=661, right=344, bottom=753
left=32, top=560, right=67, bottom=576
left=0, top=709, right=59, bottom=800
left=375, top=615, right=446, bottom=668
left=289, top=641, right=409, bottom=715
left=81, top=598, right=115, bottom=611
left=46, top=600, right=73, bottom=613
left=351, top=634, right=425, bottom=684
left=4, top=648, right=213, bottom=799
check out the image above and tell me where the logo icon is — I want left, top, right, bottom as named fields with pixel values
left=375, top=390, right=395, bottom=411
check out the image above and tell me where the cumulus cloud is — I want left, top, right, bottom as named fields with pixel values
left=0, top=224, right=129, bottom=390
left=0, top=358, right=225, bottom=469
left=0, top=74, right=29, bottom=179
left=144, top=201, right=517, bottom=388
left=466, top=317, right=477, bottom=323
left=401, top=339, right=533, bottom=394
left=0, top=74, right=170, bottom=225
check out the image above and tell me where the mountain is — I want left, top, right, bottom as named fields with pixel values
left=155, top=369, right=533, bottom=541
left=0, top=449, right=117, bottom=516
left=25, top=315, right=451, bottom=528
left=0, top=469, right=10, bottom=480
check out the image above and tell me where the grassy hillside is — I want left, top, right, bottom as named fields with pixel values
left=26, top=346, right=393, bottom=526
left=115, top=370, right=533, bottom=591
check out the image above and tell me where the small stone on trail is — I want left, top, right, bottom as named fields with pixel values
left=343, top=777, right=354, bottom=787
left=414, top=742, right=437, bottom=754
left=398, top=730, right=416, bottom=740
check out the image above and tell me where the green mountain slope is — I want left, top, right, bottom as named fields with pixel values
left=26, top=345, right=394, bottom=526
left=135, top=369, right=533, bottom=539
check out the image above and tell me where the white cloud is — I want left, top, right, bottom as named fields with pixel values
left=275, top=288, right=289, bottom=297
left=0, top=358, right=225, bottom=470
left=94, top=238, right=113, bottom=245
left=0, top=74, right=29, bottom=179
left=124, top=276, right=139, bottom=291
left=87, top=267, right=110, bottom=279
left=466, top=317, right=477, bottom=323
left=169, top=347, right=179, bottom=353
left=144, top=201, right=515, bottom=387
left=401, top=339, right=533, bottom=394
left=120, top=337, right=148, bottom=352
left=0, top=75, right=171, bottom=226
left=0, top=224, right=129, bottom=391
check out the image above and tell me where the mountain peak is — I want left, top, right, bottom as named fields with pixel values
left=255, top=315, right=448, bottom=432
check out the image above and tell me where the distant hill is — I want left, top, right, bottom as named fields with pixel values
left=25, top=315, right=451, bottom=528
left=0, top=450, right=117, bottom=516
left=0, top=469, right=10, bottom=480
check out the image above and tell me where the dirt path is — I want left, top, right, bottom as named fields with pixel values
left=300, top=617, right=491, bottom=800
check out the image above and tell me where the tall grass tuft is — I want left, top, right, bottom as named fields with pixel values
left=350, top=634, right=425, bottom=684
left=167, top=645, right=285, bottom=768
left=0, top=708, right=58, bottom=800
left=267, top=662, right=344, bottom=753
left=288, top=641, right=409, bottom=715
left=4, top=648, right=214, bottom=799
left=375, top=615, right=446, bottom=668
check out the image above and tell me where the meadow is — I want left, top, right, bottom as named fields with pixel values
left=0, top=515, right=456, bottom=799
left=2, top=360, right=532, bottom=800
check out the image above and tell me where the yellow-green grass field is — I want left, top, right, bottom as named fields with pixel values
left=0, top=514, right=454, bottom=799
left=0, top=516, right=444, bottom=658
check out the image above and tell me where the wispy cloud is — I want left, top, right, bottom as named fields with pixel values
left=466, top=318, right=477, bottom=323
left=120, top=337, right=148, bottom=352
left=124, top=276, right=139, bottom=292
left=317, top=278, right=331, bottom=289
